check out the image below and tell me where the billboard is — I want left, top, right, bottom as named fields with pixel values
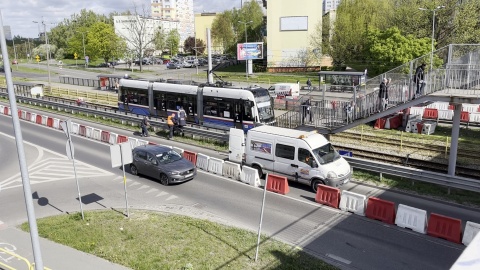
left=237, top=42, right=263, bottom=61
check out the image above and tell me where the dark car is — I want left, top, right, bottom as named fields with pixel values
left=130, top=145, right=196, bottom=186
left=166, top=62, right=182, bottom=69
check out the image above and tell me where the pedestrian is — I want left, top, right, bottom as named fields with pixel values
left=177, top=106, right=187, bottom=136
left=306, top=78, right=312, bottom=90
left=302, top=98, right=312, bottom=124
left=167, top=113, right=175, bottom=139
left=344, top=100, right=355, bottom=123
left=378, top=78, right=389, bottom=112
left=414, top=63, right=426, bottom=98
left=140, top=116, right=150, bottom=137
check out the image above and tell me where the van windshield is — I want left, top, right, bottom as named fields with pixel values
left=312, top=143, right=340, bottom=165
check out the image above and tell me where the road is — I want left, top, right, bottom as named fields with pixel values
left=0, top=107, right=474, bottom=270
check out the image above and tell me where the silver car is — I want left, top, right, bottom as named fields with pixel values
left=130, top=145, right=196, bottom=185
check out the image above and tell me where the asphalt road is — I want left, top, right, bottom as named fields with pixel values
left=0, top=108, right=473, bottom=270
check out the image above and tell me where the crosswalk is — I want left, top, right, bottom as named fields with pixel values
left=113, top=176, right=179, bottom=201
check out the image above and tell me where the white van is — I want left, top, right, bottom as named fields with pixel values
left=229, top=126, right=352, bottom=192
left=267, top=83, right=300, bottom=98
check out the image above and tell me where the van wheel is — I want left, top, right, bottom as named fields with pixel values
left=311, top=179, right=325, bottom=193
left=252, top=165, right=264, bottom=178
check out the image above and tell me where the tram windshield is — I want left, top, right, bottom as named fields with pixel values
left=251, top=88, right=275, bottom=123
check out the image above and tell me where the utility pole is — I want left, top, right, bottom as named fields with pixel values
left=238, top=20, right=253, bottom=79
left=33, top=18, right=52, bottom=91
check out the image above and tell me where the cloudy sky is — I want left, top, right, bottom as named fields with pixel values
left=0, top=0, right=241, bottom=38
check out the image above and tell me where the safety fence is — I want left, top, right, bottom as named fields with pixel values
left=1, top=103, right=479, bottom=250
left=59, top=75, right=100, bottom=88
left=48, top=88, right=117, bottom=107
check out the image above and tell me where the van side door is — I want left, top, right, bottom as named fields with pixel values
left=273, top=143, right=296, bottom=179
left=296, top=148, right=315, bottom=185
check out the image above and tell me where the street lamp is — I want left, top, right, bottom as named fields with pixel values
left=33, top=18, right=52, bottom=91
left=238, top=20, right=253, bottom=79
left=419, top=5, right=445, bottom=72
left=12, top=37, right=18, bottom=70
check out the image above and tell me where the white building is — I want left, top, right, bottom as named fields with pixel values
left=151, top=0, right=194, bottom=46
left=323, top=0, right=341, bottom=14
left=114, top=15, right=179, bottom=55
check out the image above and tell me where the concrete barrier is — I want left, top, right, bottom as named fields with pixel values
left=207, top=157, right=224, bottom=175
left=240, top=166, right=261, bottom=187
left=196, top=153, right=209, bottom=171
left=339, top=190, right=366, bottom=216
left=222, top=161, right=241, bottom=180
left=462, top=221, right=480, bottom=246
left=395, top=204, right=427, bottom=234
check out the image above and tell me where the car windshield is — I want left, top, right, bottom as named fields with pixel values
left=312, top=143, right=341, bottom=165
left=156, top=150, right=182, bottom=164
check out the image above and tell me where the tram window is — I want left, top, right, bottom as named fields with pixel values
left=243, top=102, right=253, bottom=121
left=205, top=101, right=218, bottom=116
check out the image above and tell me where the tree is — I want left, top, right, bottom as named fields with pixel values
left=86, top=22, right=127, bottom=63
left=183, top=37, right=206, bottom=55
left=153, top=27, right=167, bottom=52
left=32, top=44, right=57, bottom=61
left=165, top=29, right=180, bottom=57
left=211, top=11, right=235, bottom=54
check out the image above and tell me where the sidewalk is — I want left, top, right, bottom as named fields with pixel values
left=0, top=226, right=130, bottom=270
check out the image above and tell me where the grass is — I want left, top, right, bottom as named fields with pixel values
left=21, top=210, right=337, bottom=270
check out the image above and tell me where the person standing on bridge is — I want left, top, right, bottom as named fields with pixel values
left=378, top=78, right=389, bottom=112
left=306, top=78, right=312, bottom=90
left=414, top=63, right=426, bottom=98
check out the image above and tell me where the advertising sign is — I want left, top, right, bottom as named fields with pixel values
left=237, top=42, right=263, bottom=61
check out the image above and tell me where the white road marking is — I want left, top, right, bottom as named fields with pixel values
left=137, top=184, right=149, bottom=190
left=156, top=191, right=168, bottom=197
left=326, top=253, right=352, bottom=265
left=128, top=182, right=140, bottom=187
left=166, top=195, right=178, bottom=201
left=146, top=188, right=158, bottom=194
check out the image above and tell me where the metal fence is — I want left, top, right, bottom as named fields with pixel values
left=274, top=44, right=480, bottom=131
left=59, top=76, right=100, bottom=88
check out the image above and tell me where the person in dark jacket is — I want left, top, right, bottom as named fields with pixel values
left=140, top=116, right=150, bottom=137
left=378, top=78, right=389, bottom=112
left=414, top=63, right=426, bottom=97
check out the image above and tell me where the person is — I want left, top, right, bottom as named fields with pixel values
left=378, top=78, right=389, bottom=112
left=302, top=98, right=312, bottom=124
left=414, top=63, right=426, bottom=98
left=140, top=116, right=150, bottom=137
left=344, top=100, right=355, bottom=123
left=306, top=78, right=312, bottom=90
left=167, top=113, right=176, bottom=139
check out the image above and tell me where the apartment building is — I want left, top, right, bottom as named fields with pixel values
left=151, top=0, right=194, bottom=46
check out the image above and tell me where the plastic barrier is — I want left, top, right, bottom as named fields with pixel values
left=409, top=107, right=425, bottom=117
left=92, top=128, right=102, bottom=141
left=173, top=147, right=184, bottom=155
left=26, top=112, right=31, bottom=121
left=0, top=105, right=4, bottom=114
left=53, top=118, right=61, bottom=129
left=117, top=135, right=128, bottom=143
left=207, top=157, right=224, bottom=175
left=222, top=161, right=241, bottom=180
left=240, top=166, right=261, bottom=187
left=395, top=204, right=428, bottom=234
left=196, top=153, right=210, bottom=171
left=422, top=108, right=438, bottom=121
left=30, top=113, right=37, bottom=122
left=416, top=122, right=424, bottom=134
left=148, top=141, right=158, bottom=145
left=101, top=131, right=110, bottom=143
left=128, top=137, right=139, bottom=149
left=469, top=112, right=480, bottom=124
left=427, top=213, right=462, bottom=244
left=35, top=114, right=42, bottom=124
left=41, top=115, right=48, bottom=125
left=160, top=144, right=173, bottom=149
left=109, top=133, right=118, bottom=145
left=21, top=111, right=27, bottom=120
left=421, top=121, right=436, bottom=135
left=374, top=117, right=387, bottom=129
left=71, top=123, right=80, bottom=134
left=78, top=125, right=86, bottom=136
left=315, top=184, right=340, bottom=208
left=339, top=190, right=366, bottom=216
left=365, top=197, right=396, bottom=224
left=462, top=221, right=480, bottom=246
left=137, top=139, right=149, bottom=146
left=462, top=104, right=479, bottom=113
left=59, top=120, right=64, bottom=131
left=5, top=106, right=11, bottom=115
left=385, top=114, right=402, bottom=130
left=266, top=173, right=289, bottom=195
left=46, top=117, right=53, bottom=127
left=18, top=109, right=21, bottom=118
left=460, top=111, right=470, bottom=123
left=438, top=110, right=453, bottom=121
left=183, top=150, right=197, bottom=165
left=85, top=126, right=93, bottom=138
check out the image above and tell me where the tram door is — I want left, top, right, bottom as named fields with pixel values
left=233, top=101, right=244, bottom=129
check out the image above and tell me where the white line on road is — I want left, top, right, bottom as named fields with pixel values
left=326, top=253, right=351, bottom=265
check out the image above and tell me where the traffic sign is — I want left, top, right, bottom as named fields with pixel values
left=35, top=55, right=40, bottom=62
left=74, top=52, right=78, bottom=60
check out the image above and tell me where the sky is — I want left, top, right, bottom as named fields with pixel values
left=0, top=0, right=241, bottom=38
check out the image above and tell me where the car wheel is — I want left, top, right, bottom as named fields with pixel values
left=311, top=179, right=325, bottom=193
left=159, top=173, right=169, bottom=186
left=130, top=164, right=138, bottom=176
left=252, top=164, right=264, bottom=178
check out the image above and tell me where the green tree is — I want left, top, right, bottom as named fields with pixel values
left=211, top=11, right=235, bottom=54
left=153, top=27, right=166, bottom=52
left=183, top=37, right=206, bottom=55
left=86, top=22, right=126, bottom=63
left=165, top=29, right=181, bottom=56
left=363, top=27, right=431, bottom=75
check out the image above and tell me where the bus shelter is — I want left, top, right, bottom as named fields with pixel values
left=318, top=71, right=367, bottom=105
left=97, top=74, right=125, bottom=92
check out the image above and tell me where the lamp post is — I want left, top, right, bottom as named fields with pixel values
left=238, top=20, right=253, bottom=79
left=77, top=31, right=88, bottom=67
left=33, top=18, right=52, bottom=91
left=12, top=37, right=18, bottom=70
left=419, top=5, right=445, bottom=72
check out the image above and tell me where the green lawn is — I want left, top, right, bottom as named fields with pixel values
left=21, top=210, right=337, bottom=270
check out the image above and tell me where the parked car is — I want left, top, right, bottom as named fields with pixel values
left=130, top=145, right=196, bottom=186
left=12, top=59, right=18, bottom=65
left=166, top=62, right=182, bottom=69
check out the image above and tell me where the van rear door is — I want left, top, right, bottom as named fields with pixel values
left=229, top=128, right=245, bottom=163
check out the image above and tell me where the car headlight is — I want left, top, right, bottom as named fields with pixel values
left=327, top=171, right=337, bottom=179
left=169, top=171, right=180, bottom=175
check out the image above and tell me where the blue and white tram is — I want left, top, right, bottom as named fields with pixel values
left=118, top=79, right=275, bottom=131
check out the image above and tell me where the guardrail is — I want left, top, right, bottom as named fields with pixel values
left=345, top=156, right=480, bottom=193
left=1, top=90, right=479, bottom=193
left=0, top=91, right=229, bottom=142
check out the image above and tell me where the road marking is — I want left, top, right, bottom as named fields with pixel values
left=156, top=191, right=168, bottom=197
left=166, top=195, right=178, bottom=201
left=128, top=182, right=140, bottom=188
left=326, top=253, right=351, bottom=265
left=137, top=184, right=149, bottom=190
left=146, top=188, right=158, bottom=194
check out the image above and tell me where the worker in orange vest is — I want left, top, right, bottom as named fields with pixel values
left=167, top=113, right=176, bottom=139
